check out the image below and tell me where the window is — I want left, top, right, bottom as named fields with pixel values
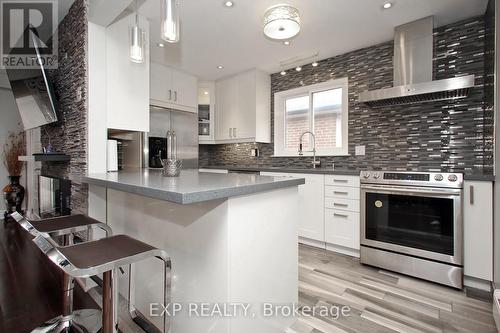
left=274, top=78, right=348, bottom=156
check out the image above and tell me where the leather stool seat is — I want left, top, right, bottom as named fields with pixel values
left=58, top=235, right=156, bottom=270
left=30, top=214, right=106, bottom=235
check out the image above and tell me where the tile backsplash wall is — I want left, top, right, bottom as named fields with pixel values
left=200, top=16, right=494, bottom=175
left=41, top=0, right=88, bottom=214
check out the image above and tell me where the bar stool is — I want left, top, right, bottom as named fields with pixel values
left=12, top=213, right=172, bottom=333
left=11, top=212, right=112, bottom=333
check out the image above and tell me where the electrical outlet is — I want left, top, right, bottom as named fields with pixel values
left=355, top=145, right=365, bottom=156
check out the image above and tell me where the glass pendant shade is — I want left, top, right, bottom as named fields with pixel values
left=161, top=0, right=180, bottom=43
left=263, top=4, right=301, bottom=40
left=130, top=23, right=145, bottom=63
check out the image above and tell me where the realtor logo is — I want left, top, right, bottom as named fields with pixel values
left=1, top=0, right=58, bottom=68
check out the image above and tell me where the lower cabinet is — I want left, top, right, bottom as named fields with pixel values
left=260, top=172, right=325, bottom=243
left=324, top=209, right=360, bottom=249
left=463, top=181, right=493, bottom=283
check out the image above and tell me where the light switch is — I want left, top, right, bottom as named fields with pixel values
left=355, top=145, right=365, bottom=156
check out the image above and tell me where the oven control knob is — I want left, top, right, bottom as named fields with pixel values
left=448, top=174, right=458, bottom=182
left=434, top=174, right=443, bottom=181
left=362, top=172, right=371, bottom=179
left=373, top=172, right=381, bottom=179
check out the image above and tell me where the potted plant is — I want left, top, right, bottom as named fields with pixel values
left=2, top=131, right=26, bottom=219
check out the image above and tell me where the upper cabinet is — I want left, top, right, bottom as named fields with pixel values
left=214, top=69, right=271, bottom=143
left=150, top=63, right=198, bottom=113
left=106, top=13, right=150, bottom=132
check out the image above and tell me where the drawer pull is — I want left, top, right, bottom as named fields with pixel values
left=333, top=191, right=348, bottom=195
left=334, top=213, right=349, bottom=218
left=333, top=203, right=348, bottom=207
left=333, top=179, right=348, bottom=183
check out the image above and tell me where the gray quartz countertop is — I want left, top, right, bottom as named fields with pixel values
left=82, top=169, right=305, bottom=204
left=200, top=166, right=494, bottom=181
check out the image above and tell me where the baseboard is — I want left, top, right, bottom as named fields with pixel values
left=464, top=275, right=492, bottom=291
left=326, top=243, right=360, bottom=258
left=299, top=237, right=326, bottom=249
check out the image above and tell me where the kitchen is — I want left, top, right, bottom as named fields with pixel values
left=0, top=0, right=499, bottom=333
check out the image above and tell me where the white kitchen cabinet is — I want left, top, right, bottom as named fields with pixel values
left=463, top=181, right=493, bottom=282
left=150, top=62, right=198, bottom=113
left=106, top=13, right=150, bottom=132
left=215, top=69, right=270, bottom=143
left=260, top=172, right=325, bottom=242
left=325, top=209, right=360, bottom=250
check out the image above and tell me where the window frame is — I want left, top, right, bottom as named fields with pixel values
left=273, top=78, right=349, bottom=157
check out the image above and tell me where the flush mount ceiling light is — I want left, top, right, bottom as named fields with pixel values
left=217, top=65, right=224, bottom=69
left=224, top=1, right=234, bottom=7
left=161, top=0, right=180, bottom=43
left=263, top=4, right=301, bottom=40
left=383, top=2, right=393, bottom=9
left=283, top=40, right=290, bottom=46
left=157, top=42, right=165, bottom=47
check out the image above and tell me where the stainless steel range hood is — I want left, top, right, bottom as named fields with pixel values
left=358, top=16, right=475, bottom=107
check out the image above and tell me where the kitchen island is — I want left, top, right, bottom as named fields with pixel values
left=83, top=169, right=304, bottom=333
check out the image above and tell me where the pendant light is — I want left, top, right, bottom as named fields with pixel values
left=263, top=4, right=300, bottom=40
left=130, top=0, right=145, bottom=63
left=161, top=0, right=180, bottom=43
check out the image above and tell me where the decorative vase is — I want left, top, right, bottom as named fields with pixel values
left=3, top=176, right=25, bottom=218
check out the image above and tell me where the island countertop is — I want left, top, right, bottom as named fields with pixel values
left=83, top=169, right=305, bottom=204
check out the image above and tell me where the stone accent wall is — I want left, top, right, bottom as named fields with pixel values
left=200, top=16, right=494, bottom=176
left=41, top=0, right=88, bottom=214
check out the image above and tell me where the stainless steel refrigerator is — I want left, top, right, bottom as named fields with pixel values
left=143, top=107, right=198, bottom=169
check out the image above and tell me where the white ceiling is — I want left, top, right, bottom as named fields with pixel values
left=138, top=0, right=488, bottom=81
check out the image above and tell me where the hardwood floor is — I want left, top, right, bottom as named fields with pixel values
left=294, top=244, right=496, bottom=333
left=0, top=219, right=98, bottom=333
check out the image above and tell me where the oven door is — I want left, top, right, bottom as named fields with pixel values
left=361, top=184, right=462, bottom=265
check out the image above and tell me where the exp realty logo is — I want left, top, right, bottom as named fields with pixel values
left=1, top=0, right=58, bottom=69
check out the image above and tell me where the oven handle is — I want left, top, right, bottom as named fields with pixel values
left=360, top=184, right=462, bottom=196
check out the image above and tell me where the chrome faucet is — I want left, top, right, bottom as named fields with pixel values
left=298, top=131, right=321, bottom=168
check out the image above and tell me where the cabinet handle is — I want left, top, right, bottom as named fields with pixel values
left=334, top=213, right=349, bottom=218
left=333, top=191, right=348, bottom=195
left=174, top=91, right=177, bottom=101
left=470, top=185, right=474, bottom=205
left=168, top=89, right=172, bottom=100
left=333, top=203, right=348, bottom=207
left=333, top=179, right=348, bottom=183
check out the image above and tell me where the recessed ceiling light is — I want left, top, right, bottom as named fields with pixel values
left=204, top=91, right=209, bottom=95
left=217, top=65, right=224, bottom=69
left=283, top=41, right=290, bottom=46
left=295, top=66, right=302, bottom=72
left=224, top=1, right=234, bottom=7
left=157, top=43, right=165, bottom=48
left=383, top=2, right=393, bottom=9
left=280, top=70, right=286, bottom=75
left=312, top=62, right=318, bottom=67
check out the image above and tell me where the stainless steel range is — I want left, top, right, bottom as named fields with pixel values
left=360, top=171, right=464, bottom=289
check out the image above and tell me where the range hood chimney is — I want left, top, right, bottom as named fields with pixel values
left=358, top=16, right=475, bottom=107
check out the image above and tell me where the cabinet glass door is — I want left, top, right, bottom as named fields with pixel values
left=198, top=88, right=211, bottom=137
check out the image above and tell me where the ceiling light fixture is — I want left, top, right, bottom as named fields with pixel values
left=383, top=2, right=393, bottom=9
left=280, top=70, right=286, bottom=75
left=295, top=66, right=302, bottom=72
left=157, top=42, right=165, bottom=47
left=263, top=4, right=301, bottom=40
left=204, top=91, right=209, bottom=95
left=283, top=41, right=290, bottom=46
left=161, top=0, right=180, bottom=43
left=224, top=1, right=234, bottom=7
left=217, top=65, right=224, bottom=69
left=312, top=61, right=318, bottom=67
left=129, top=0, right=145, bottom=63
